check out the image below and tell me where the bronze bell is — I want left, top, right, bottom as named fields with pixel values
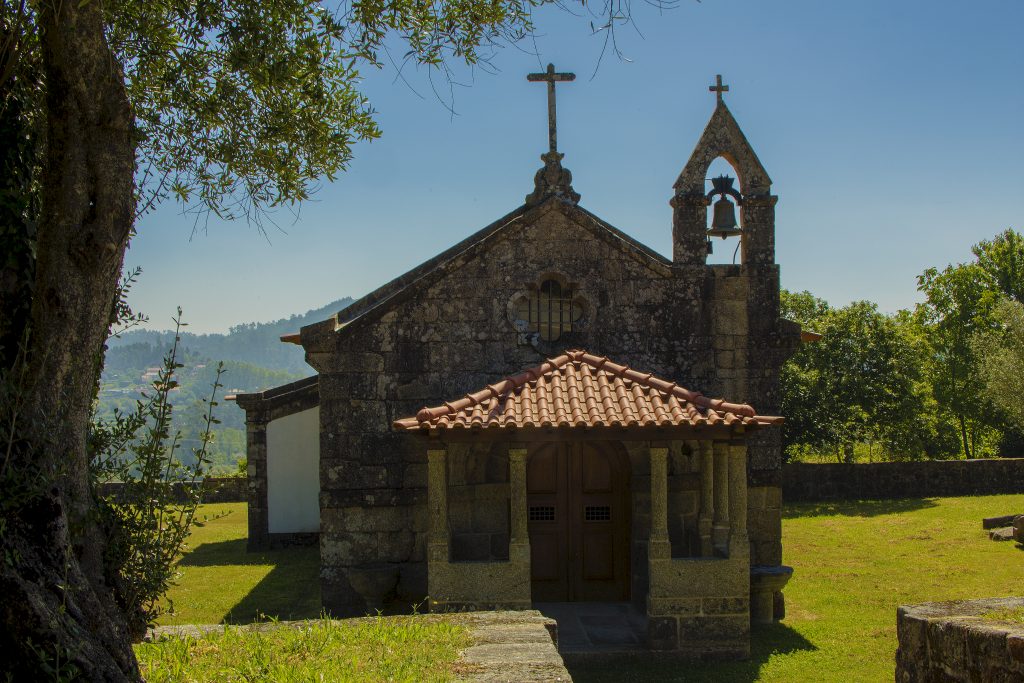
left=708, top=196, right=741, bottom=239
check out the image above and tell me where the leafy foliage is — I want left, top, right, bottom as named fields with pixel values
left=915, top=261, right=1002, bottom=458
left=783, top=228, right=1024, bottom=462
left=97, top=0, right=566, bottom=224
left=974, top=299, right=1024, bottom=432
left=781, top=293, right=940, bottom=462
left=91, top=312, right=225, bottom=639
left=0, top=0, right=43, bottom=369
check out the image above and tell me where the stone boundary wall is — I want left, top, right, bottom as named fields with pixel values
left=782, top=459, right=1024, bottom=502
left=896, top=597, right=1024, bottom=682
left=96, top=476, right=247, bottom=504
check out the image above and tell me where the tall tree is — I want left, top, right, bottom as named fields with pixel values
left=0, top=0, right=649, bottom=677
left=916, top=262, right=1002, bottom=458
left=975, top=299, right=1024, bottom=432
left=972, top=228, right=1024, bottom=304
left=781, top=291, right=940, bottom=461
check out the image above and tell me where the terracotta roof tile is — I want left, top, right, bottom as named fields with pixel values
left=393, top=350, right=783, bottom=432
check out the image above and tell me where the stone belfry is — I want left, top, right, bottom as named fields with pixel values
left=668, top=76, right=796, bottom=573
left=672, top=75, right=777, bottom=266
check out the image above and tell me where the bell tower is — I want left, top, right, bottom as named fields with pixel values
left=672, top=75, right=777, bottom=266
left=670, top=77, right=799, bottom=582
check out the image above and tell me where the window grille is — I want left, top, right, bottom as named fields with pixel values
left=516, top=279, right=581, bottom=342
left=584, top=506, right=611, bottom=522
left=529, top=506, right=556, bottom=522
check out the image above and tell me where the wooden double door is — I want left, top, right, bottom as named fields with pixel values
left=527, top=441, right=631, bottom=602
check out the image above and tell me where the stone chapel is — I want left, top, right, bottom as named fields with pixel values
left=235, top=72, right=803, bottom=656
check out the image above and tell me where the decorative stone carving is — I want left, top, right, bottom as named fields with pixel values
left=525, top=151, right=580, bottom=207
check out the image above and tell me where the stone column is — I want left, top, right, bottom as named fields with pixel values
left=697, top=440, right=714, bottom=557
left=242, top=412, right=269, bottom=551
left=712, top=440, right=731, bottom=556
left=728, top=441, right=748, bottom=549
left=670, top=192, right=710, bottom=266
left=427, top=449, right=449, bottom=563
left=508, top=446, right=530, bottom=569
left=649, top=445, right=670, bottom=560
left=739, top=194, right=778, bottom=266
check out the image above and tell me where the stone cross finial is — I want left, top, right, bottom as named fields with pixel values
left=527, top=63, right=576, bottom=153
left=710, top=74, right=729, bottom=104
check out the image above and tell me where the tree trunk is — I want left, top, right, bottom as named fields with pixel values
left=958, top=414, right=972, bottom=460
left=0, top=0, right=139, bottom=678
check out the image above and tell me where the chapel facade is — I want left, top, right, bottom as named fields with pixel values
left=236, top=73, right=802, bottom=656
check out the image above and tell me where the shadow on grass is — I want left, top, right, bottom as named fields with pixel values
left=178, top=539, right=321, bottom=623
left=783, top=497, right=938, bottom=520
left=179, top=539, right=257, bottom=566
left=221, top=562, right=322, bottom=624
left=565, top=622, right=816, bottom=683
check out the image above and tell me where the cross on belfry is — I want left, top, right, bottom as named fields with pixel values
left=710, top=74, right=729, bottom=104
left=527, top=64, right=576, bottom=153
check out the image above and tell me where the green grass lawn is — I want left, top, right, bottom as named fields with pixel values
left=137, top=618, right=471, bottom=682
left=153, top=495, right=1024, bottom=681
left=570, top=494, right=1024, bottom=682
left=158, top=503, right=320, bottom=625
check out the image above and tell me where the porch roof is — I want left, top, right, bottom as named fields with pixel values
left=393, top=350, right=783, bottom=432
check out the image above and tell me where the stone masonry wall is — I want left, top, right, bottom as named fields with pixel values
left=96, top=477, right=246, bottom=504
left=448, top=443, right=510, bottom=562
left=896, top=598, right=1024, bottom=682
left=783, top=459, right=1024, bottom=502
left=304, top=200, right=796, bottom=614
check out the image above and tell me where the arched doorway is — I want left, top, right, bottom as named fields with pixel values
left=527, top=441, right=631, bottom=601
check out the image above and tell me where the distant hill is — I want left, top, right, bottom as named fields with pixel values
left=108, top=297, right=354, bottom=374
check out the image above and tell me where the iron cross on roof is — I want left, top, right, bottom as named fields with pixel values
left=527, top=64, right=576, bottom=153
left=710, top=74, right=729, bottom=104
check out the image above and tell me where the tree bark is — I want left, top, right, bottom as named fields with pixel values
left=0, top=0, right=139, bottom=678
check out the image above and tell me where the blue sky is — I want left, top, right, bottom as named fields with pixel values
left=127, top=0, right=1024, bottom=333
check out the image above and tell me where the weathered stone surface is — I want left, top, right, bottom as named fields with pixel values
left=989, top=527, right=1016, bottom=541
left=896, top=598, right=1024, bottom=682
left=455, top=611, right=569, bottom=682
left=647, top=616, right=678, bottom=651
left=238, top=84, right=798, bottom=660
left=982, top=514, right=1022, bottom=530
left=784, top=460, right=1024, bottom=503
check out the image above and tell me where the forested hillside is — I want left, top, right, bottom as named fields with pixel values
left=107, top=296, right=354, bottom=374
left=97, top=297, right=353, bottom=474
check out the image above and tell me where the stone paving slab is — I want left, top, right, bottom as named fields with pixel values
left=453, top=611, right=571, bottom=682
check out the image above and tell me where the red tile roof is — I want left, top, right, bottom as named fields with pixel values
left=393, top=350, right=783, bottom=432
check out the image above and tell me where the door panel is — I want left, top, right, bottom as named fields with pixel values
left=527, top=442, right=630, bottom=602
left=527, top=444, right=569, bottom=601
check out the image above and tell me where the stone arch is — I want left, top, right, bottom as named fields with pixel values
left=674, top=103, right=773, bottom=197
